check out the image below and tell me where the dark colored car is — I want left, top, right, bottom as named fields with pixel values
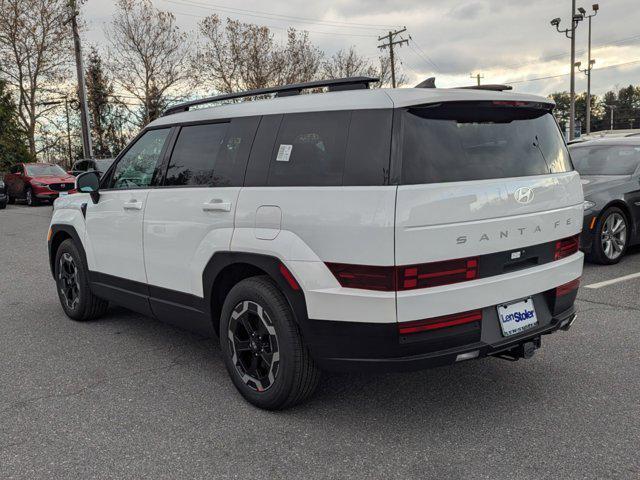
left=0, top=179, right=7, bottom=209
left=3, top=163, right=76, bottom=206
left=70, top=158, right=115, bottom=177
left=569, top=137, right=640, bottom=264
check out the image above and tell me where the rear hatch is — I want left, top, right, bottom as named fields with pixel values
left=394, top=100, right=583, bottom=322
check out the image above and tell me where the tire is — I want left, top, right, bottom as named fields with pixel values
left=8, top=195, right=15, bottom=204
left=219, top=276, right=320, bottom=410
left=0, top=200, right=5, bottom=210
left=54, top=238, right=109, bottom=321
left=587, top=206, right=629, bottom=265
left=25, top=187, right=38, bottom=206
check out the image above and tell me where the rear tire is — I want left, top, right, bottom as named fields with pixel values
left=54, top=239, right=109, bottom=321
left=0, top=200, right=5, bottom=210
left=219, top=276, right=320, bottom=410
left=587, top=207, right=629, bottom=265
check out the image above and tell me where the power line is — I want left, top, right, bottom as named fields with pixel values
left=169, top=7, right=379, bottom=38
left=503, top=59, right=640, bottom=85
left=408, top=38, right=440, bottom=72
left=164, top=0, right=400, bottom=32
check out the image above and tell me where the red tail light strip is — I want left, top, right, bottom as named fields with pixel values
left=279, top=263, right=301, bottom=291
left=399, top=310, right=482, bottom=335
left=555, top=234, right=580, bottom=260
left=556, top=278, right=580, bottom=297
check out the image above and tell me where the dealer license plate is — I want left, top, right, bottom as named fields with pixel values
left=497, top=298, right=538, bottom=337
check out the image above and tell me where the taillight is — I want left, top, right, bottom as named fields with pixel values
left=397, top=257, right=478, bottom=290
left=325, top=263, right=396, bottom=291
left=326, top=256, right=479, bottom=292
left=556, top=278, right=580, bottom=297
left=398, top=310, right=482, bottom=335
left=555, top=235, right=580, bottom=260
left=492, top=100, right=529, bottom=107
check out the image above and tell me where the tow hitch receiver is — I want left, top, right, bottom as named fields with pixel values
left=496, top=336, right=541, bottom=362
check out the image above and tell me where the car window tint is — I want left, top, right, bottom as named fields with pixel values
left=109, top=128, right=170, bottom=189
left=165, top=123, right=229, bottom=187
left=344, top=109, right=392, bottom=186
left=401, top=104, right=572, bottom=184
left=267, top=111, right=351, bottom=186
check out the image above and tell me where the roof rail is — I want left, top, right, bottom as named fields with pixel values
left=162, top=77, right=379, bottom=117
left=456, top=84, right=513, bottom=92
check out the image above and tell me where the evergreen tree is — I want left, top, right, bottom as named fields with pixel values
left=0, top=79, right=31, bottom=171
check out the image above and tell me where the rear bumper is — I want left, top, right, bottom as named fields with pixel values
left=303, top=290, right=577, bottom=373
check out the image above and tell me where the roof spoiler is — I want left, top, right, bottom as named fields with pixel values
left=414, top=77, right=513, bottom=92
left=162, top=77, right=379, bottom=117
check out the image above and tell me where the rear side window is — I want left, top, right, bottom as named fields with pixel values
left=344, top=109, right=392, bottom=185
left=267, top=111, right=351, bottom=186
left=401, top=103, right=572, bottom=184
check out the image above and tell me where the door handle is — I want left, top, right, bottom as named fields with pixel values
left=202, top=199, right=232, bottom=212
left=123, top=200, right=143, bottom=211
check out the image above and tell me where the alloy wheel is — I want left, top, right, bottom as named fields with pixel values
left=26, top=189, right=33, bottom=206
left=601, top=212, right=627, bottom=261
left=227, top=300, right=280, bottom=392
left=58, top=252, right=81, bottom=310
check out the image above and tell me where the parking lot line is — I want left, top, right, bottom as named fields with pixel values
left=584, top=272, right=640, bottom=289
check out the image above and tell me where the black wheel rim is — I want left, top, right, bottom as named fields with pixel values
left=58, top=253, right=80, bottom=310
left=227, top=301, right=279, bottom=392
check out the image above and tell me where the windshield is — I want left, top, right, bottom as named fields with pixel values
left=25, top=164, right=67, bottom=177
left=570, top=145, right=640, bottom=175
left=401, top=104, right=572, bottom=184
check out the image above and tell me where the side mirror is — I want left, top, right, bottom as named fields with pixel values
left=76, top=171, right=101, bottom=204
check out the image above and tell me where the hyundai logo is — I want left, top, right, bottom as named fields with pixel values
left=514, top=187, right=534, bottom=204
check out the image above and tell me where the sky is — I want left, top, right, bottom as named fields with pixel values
left=81, top=0, right=640, bottom=98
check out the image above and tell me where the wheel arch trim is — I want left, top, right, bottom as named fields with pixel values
left=48, top=224, right=87, bottom=278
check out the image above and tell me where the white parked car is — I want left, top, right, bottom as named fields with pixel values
left=47, top=77, right=584, bottom=409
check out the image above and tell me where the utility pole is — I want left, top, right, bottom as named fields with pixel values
left=470, top=73, right=484, bottom=86
left=605, top=104, right=616, bottom=131
left=67, top=0, right=93, bottom=159
left=378, top=28, right=409, bottom=88
left=64, top=98, right=73, bottom=169
left=550, top=2, right=584, bottom=140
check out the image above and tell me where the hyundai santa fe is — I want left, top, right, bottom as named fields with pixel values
left=47, top=77, right=584, bottom=409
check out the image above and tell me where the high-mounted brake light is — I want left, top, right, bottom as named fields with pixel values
left=398, top=310, right=482, bottom=335
left=492, top=100, right=529, bottom=107
left=555, top=235, right=580, bottom=260
left=556, top=278, right=580, bottom=297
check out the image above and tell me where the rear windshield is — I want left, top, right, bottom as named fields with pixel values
left=401, top=103, right=572, bottom=184
left=570, top=144, right=640, bottom=175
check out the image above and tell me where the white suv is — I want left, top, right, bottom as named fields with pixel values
left=48, top=77, right=583, bottom=409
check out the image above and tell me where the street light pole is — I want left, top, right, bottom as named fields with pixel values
left=550, top=3, right=584, bottom=140
left=605, top=104, right=616, bottom=131
left=579, top=4, right=599, bottom=134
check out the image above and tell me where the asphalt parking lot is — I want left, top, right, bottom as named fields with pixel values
left=1, top=203, right=639, bottom=480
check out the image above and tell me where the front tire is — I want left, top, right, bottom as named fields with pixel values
left=54, top=239, right=109, bottom=321
left=219, top=276, right=320, bottom=410
left=25, top=187, right=38, bottom=206
left=588, top=207, right=629, bottom=265
left=0, top=200, right=5, bottom=210
left=8, top=194, right=15, bottom=204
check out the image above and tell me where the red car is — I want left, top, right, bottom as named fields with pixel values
left=4, top=163, right=76, bottom=206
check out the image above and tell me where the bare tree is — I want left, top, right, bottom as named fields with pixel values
left=0, top=0, right=71, bottom=157
left=323, top=47, right=399, bottom=88
left=107, top=0, right=188, bottom=125
left=193, top=16, right=323, bottom=94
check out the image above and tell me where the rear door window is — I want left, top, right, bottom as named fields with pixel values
left=164, top=118, right=258, bottom=187
left=267, top=111, right=351, bottom=186
left=400, top=103, right=572, bottom=184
